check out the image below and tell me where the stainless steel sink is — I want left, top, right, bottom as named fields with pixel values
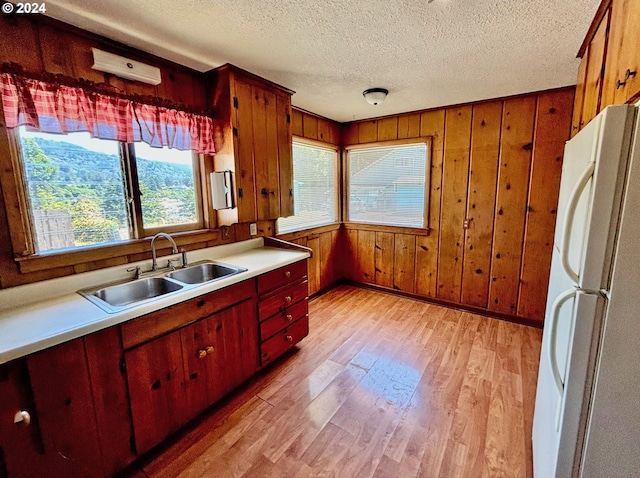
left=80, top=277, right=184, bottom=312
left=167, top=262, right=246, bottom=284
left=79, top=261, right=246, bottom=313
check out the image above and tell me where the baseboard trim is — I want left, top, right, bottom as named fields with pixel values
left=336, top=280, right=543, bottom=329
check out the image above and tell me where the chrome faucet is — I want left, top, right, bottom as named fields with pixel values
left=150, top=232, right=178, bottom=271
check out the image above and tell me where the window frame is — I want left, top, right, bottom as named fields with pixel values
left=0, top=124, right=213, bottom=270
left=276, top=136, right=340, bottom=235
left=344, top=138, right=432, bottom=231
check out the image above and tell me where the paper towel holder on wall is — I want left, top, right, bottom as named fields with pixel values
left=211, top=170, right=235, bottom=210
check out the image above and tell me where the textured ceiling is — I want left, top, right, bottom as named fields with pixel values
left=44, top=0, right=600, bottom=123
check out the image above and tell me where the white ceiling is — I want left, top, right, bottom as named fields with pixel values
left=44, top=0, right=600, bottom=123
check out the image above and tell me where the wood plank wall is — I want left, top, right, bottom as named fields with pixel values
left=341, top=88, right=574, bottom=324
left=277, top=109, right=341, bottom=296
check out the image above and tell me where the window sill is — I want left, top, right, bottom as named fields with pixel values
left=276, top=223, right=340, bottom=241
left=342, top=222, right=431, bottom=236
left=14, top=229, right=227, bottom=274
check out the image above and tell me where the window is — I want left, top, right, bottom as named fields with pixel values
left=277, top=141, right=338, bottom=234
left=347, top=142, right=429, bottom=228
left=17, top=127, right=202, bottom=253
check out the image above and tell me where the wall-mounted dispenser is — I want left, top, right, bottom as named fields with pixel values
left=211, top=170, right=235, bottom=210
left=91, top=48, right=162, bottom=85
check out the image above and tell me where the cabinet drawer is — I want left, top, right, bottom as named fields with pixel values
left=260, top=299, right=308, bottom=341
left=121, top=279, right=256, bottom=349
left=260, top=316, right=309, bottom=366
left=258, top=279, right=308, bottom=321
left=257, top=260, right=307, bottom=294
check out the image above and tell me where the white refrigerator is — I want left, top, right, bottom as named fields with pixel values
left=533, top=104, right=640, bottom=477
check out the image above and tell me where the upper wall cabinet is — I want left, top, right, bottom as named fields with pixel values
left=602, top=0, right=640, bottom=106
left=574, top=0, right=640, bottom=135
left=208, top=64, right=294, bottom=226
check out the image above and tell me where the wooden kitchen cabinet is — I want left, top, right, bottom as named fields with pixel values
left=123, top=282, right=259, bottom=455
left=602, top=0, right=640, bottom=106
left=257, top=261, right=309, bottom=366
left=208, top=64, right=295, bottom=226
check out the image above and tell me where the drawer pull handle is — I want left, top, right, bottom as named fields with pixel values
left=284, top=271, right=291, bottom=278
left=285, top=335, right=293, bottom=342
left=13, top=410, right=31, bottom=426
left=284, top=296, right=292, bottom=304
left=285, top=314, right=293, bottom=321
left=197, top=349, right=207, bottom=359
left=205, top=346, right=215, bottom=354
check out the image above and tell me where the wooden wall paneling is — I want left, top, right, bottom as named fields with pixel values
left=307, top=236, right=321, bottom=294
left=393, top=233, right=416, bottom=293
left=581, top=10, right=610, bottom=126
left=68, top=36, right=110, bottom=83
left=488, top=96, right=537, bottom=315
left=342, top=123, right=359, bottom=146
left=357, top=230, right=376, bottom=283
left=415, top=109, right=445, bottom=297
left=234, top=81, right=257, bottom=223
left=377, top=117, right=399, bottom=141
left=460, top=101, right=503, bottom=308
left=330, top=229, right=339, bottom=283
left=374, top=231, right=395, bottom=288
left=84, top=327, right=136, bottom=474
left=0, top=16, right=42, bottom=71
left=291, top=109, right=304, bottom=137
left=319, top=231, right=334, bottom=290
left=518, top=90, right=573, bottom=322
left=358, top=121, right=377, bottom=143
left=571, top=54, right=589, bottom=137
left=437, top=106, right=472, bottom=302
left=303, top=115, right=319, bottom=140
left=317, top=118, right=340, bottom=144
left=398, top=113, right=421, bottom=139
left=341, top=229, right=358, bottom=281
left=27, top=338, right=105, bottom=475
left=38, top=24, right=74, bottom=76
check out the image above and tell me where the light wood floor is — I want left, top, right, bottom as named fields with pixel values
left=124, top=285, right=542, bottom=478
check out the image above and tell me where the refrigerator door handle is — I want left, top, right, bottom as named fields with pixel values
left=548, top=288, right=577, bottom=395
left=560, top=162, right=595, bottom=283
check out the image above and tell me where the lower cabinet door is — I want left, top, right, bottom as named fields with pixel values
left=125, top=331, right=188, bottom=455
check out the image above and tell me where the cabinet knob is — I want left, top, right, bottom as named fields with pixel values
left=197, top=349, right=207, bottom=359
left=285, top=335, right=293, bottom=342
left=205, top=345, right=215, bottom=354
left=285, top=314, right=293, bottom=322
left=284, top=295, right=292, bottom=304
left=13, top=410, right=31, bottom=426
left=284, top=271, right=291, bottom=278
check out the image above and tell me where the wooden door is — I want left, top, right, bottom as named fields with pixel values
left=125, top=331, right=187, bottom=455
left=180, top=319, right=215, bottom=418
left=27, top=338, right=105, bottom=476
left=571, top=54, right=588, bottom=137
left=581, top=10, right=609, bottom=126
left=277, top=93, right=294, bottom=217
left=233, top=79, right=258, bottom=223
left=252, top=85, right=281, bottom=220
left=603, top=0, right=640, bottom=105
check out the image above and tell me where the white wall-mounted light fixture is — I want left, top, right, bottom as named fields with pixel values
left=91, top=48, right=162, bottom=85
left=363, top=88, right=388, bottom=106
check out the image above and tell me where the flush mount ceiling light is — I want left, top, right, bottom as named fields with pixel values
left=363, top=88, right=388, bottom=106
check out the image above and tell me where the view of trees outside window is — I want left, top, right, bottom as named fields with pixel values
left=18, top=127, right=199, bottom=253
left=132, top=142, right=198, bottom=229
left=277, top=142, right=337, bottom=233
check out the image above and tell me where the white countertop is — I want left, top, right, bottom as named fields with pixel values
left=0, top=238, right=309, bottom=364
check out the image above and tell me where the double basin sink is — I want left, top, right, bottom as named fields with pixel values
left=79, top=261, right=247, bottom=313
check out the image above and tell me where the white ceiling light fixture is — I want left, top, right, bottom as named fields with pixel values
left=363, top=88, right=388, bottom=106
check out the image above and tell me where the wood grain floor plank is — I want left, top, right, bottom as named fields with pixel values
left=123, top=286, right=541, bottom=478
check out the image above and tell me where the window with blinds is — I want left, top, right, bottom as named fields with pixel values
left=347, top=142, right=429, bottom=228
left=277, top=141, right=338, bottom=234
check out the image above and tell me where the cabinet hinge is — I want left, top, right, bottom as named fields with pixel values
left=232, top=127, right=238, bottom=137
left=289, top=188, right=293, bottom=197
left=233, top=97, right=238, bottom=108
left=119, top=358, right=126, bottom=375
left=238, top=187, right=244, bottom=198
left=286, top=113, right=291, bottom=124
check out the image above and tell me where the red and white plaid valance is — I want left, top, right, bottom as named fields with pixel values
left=0, top=73, right=215, bottom=154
